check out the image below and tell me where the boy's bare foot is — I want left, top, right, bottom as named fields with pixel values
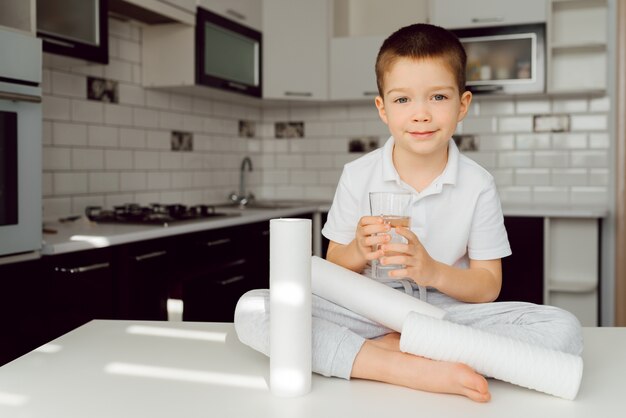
left=352, top=340, right=491, bottom=403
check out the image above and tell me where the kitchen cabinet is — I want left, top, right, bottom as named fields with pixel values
left=197, top=0, right=262, bottom=30
left=429, top=0, right=547, bottom=29
left=36, top=0, right=109, bottom=64
left=330, top=36, right=383, bottom=101
left=0, top=0, right=35, bottom=34
left=109, top=0, right=195, bottom=24
left=39, top=248, right=117, bottom=343
left=333, top=0, right=428, bottom=37
left=546, top=0, right=608, bottom=94
left=116, top=238, right=170, bottom=320
left=262, top=0, right=331, bottom=101
left=0, top=258, right=44, bottom=366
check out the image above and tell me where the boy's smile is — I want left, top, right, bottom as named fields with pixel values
left=375, top=57, right=472, bottom=164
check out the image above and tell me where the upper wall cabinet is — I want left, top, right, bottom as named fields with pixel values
left=330, top=0, right=428, bottom=101
left=36, top=0, right=109, bottom=64
left=429, top=0, right=547, bottom=29
left=109, top=0, right=195, bottom=25
left=0, top=0, right=36, bottom=35
left=197, top=0, right=262, bottom=31
left=262, top=0, right=331, bottom=101
left=547, top=0, right=608, bottom=94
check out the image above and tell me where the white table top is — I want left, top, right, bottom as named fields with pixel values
left=0, top=320, right=624, bottom=417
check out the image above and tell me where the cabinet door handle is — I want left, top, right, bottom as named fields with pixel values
left=226, top=9, right=246, bottom=21
left=284, top=91, right=313, bottom=97
left=471, top=16, right=504, bottom=24
left=363, top=91, right=378, bottom=96
left=54, top=262, right=110, bottom=274
left=134, top=250, right=167, bottom=262
left=217, top=275, right=246, bottom=286
left=205, top=238, right=231, bottom=247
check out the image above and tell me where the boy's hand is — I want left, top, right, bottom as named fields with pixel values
left=354, top=216, right=392, bottom=262
left=379, top=226, right=441, bottom=288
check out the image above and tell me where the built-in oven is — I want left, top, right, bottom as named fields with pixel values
left=0, top=28, right=43, bottom=259
left=452, top=24, right=546, bottom=95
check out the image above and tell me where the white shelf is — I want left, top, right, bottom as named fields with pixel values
left=549, top=280, right=597, bottom=293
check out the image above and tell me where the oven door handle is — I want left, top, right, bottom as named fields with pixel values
left=0, top=91, right=42, bottom=103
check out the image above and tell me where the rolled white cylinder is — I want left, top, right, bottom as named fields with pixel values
left=269, top=218, right=312, bottom=397
left=400, top=311, right=583, bottom=400
left=311, top=256, right=445, bottom=332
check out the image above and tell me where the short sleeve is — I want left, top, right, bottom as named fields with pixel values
left=467, top=177, right=512, bottom=260
left=321, top=167, right=361, bottom=245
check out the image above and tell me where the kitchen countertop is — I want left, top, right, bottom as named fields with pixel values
left=40, top=201, right=607, bottom=256
left=0, top=320, right=623, bottom=418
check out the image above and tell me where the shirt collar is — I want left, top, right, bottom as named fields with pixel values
left=381, top=136, right=460, bottom=187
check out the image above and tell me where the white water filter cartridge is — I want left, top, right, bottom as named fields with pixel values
left=269, top=218, right=312, bottom=397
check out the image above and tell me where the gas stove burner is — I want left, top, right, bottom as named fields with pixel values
left=85, top=203, right=236, bottom=225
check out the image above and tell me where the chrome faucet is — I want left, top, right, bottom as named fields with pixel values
left=229, top=156, right=254, bottom=206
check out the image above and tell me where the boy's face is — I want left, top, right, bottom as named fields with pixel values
left=375, top=57, right=472, bottom=160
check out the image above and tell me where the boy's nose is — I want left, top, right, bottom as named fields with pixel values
left=411, top=104, right=431, bottom=122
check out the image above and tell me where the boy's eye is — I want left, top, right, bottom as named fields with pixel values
left=394, top=97, right=409, bottom=104
left=432, top=94, right=447, bottom=101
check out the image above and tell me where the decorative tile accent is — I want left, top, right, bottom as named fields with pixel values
left=275, top=122, right=304, bottom=138
left=239, top=120, right=256, bottom=138
left=171, top=131, right=193, bottom=151
left=533, top=114, right=570, bottom=132
left=453, top=134, right=479, bottom=152
left=348, top=136, right=379, bottom=153
left=87, top=76, right=119, bottom=103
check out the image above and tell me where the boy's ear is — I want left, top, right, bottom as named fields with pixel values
left=375, top=96, right=389, bottom=125
left=457, top=90, right=473, bottom=122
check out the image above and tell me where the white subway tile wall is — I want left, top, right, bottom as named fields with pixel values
left=42, top=19, right=612, bottom=220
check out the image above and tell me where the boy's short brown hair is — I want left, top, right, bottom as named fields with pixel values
left=375, top=23, right=467, bottom=97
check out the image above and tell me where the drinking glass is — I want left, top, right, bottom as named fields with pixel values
left=368, top=192, right=412, bottom=279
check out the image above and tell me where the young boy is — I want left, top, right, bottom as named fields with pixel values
left=235, top=23, right=582, bottom=402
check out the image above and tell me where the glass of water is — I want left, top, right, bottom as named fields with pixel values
left=368, top=192, right=412, bottom=280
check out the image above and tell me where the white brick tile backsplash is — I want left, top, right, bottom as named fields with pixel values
left=120, top=172, right=147, bottom=191
left=551, top=98, right=587, bottom=113
left=304, top=185, right=335, bottom=200
left=43, top=96, right=71, bottom=120
left=305, top=154, right=334, bottom=169
left=160, top=191, right=184, bottom=204
left=290, top=170, right=319, bottom=185
left=51, top=72, right=86, bottom=98
left=72, top=195, right=105, bottom=215
left=89, top=172, right=119, bottom=193
left=109, top=17, right=132, bottom=39
left=290, top=139, right=320, bottom=153
left=89, top=125, right=119, bottom=147
left=247, top=139, right=262, bottom=153
left=145, top=90, right=171, bottom=109
left=172, top=172, right=194, bottom=188
left=570, top=187, right=608, bottom=205
left=132, top=64, right=142, bottom=84
left=515, top=99, right=551, bottom=114
left=515, top=168, right=550, bottom=186
left=263, top=170, right=290, bottom=185
left=42, top=173, right=53, bottom=196
left=497, top=186, right=532, bottom=204
left=462, top=116, right=497, bottom=133
left=589, top=96, right=610, bottom=112
left=320, top=105, right=349, bottom=121
left=105, top=193, right=135, bottom=208
left=477, top=135, right=514, bottom=151
left=53, top=122, right=87, bottom=146
left=498, top=151, right=533, bottom=168
left=347, top=104, right=378, bottom=119
left=72, top=100, right=104, bottom=124
left=43, top=121, right=53, bottom=145
left=104, top=104, right=134, bottom=126
left=275, top=185, right=305, bottom=199
left=159, top=111, right=184, bottom=131
left=104, top=59, right=133, bottom=82
left=319, top=138, right=348, bottom=153
left=262, top=106, right=290, bottom=122
left=147, top=172, right=171, bottom=190
left=305, top=121, right=333, bottom=137
left=118, top=39, right=141, bottom=63
left=42, top=69, right=52, bottom=94
left=332, top=121, right=364, bottom=136
left=570, top=114, right=607, bottom=131
left=589, top=168, right=609, bottom=186
left=213, top=101, right=236, bottom=118
left=120, top=128, right=146, bottom=148
left=516, top=133, right=551, bottom=150
left=134, top=151, right=160, bottom=169
left=552, top=133, right=587, bottom=149
left=146, top=130, right=171, bottom=150
left=319, top=169, right=342, bottom=185
left=533, top=151, right=569, bottom=168
left=105, top=150, right=133, bottom=170
left=571, top=150, right=608, bottom=168
left=119, top=83, right=145, bottom=106
left=73, top=149, right=104, bottom=170
left=490, top=169, right=514, bottom=186
left=475, top=100, right=515, bottom=115
left=465, top=152, right=496, bottom=169
left=160, top=152, right=183, bottom=169
left=54, top=172, right=88, bottom=194
left=533, top=187, right=569, bottom=205
left=43, top=147, right=71, bottom=170
left=135, top=192, right=162, bottom=205
left=552, top=168, right=588, bottom=186
left=498, top=116, right=533, bottom=133
left=133, top=108, right=160, bottom=128
left=363, top=120, right=390, bottom=136
left=171, top=94, right=193, bottom=112
left=192, top=97, right=212, bottom=115
left=43, top=197, right=72, bottom=220
left=276, top=155, right=304, bottom=169
left=262, top=139, right=288, bottom=153
left=183, top=114, right=205, bottom=133
left=334, top=153, right=359, bottom=168
left=290, top=105, right=320, bottom=120
left=589, top=133, right=610, bottom=149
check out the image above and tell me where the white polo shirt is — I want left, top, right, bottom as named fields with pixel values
left=322, top=136, right=511, bottom=275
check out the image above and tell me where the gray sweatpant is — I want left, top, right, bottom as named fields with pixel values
left=234, top=280, right=583, bottom=380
